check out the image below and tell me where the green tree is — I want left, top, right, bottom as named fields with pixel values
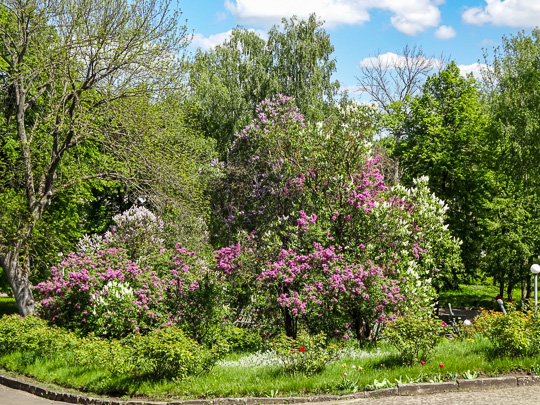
left=480, top=30, right=540, bottom=300
left=267, top=14, right=339, bottom=122
left=0, top=0, right=196, bottom=315
left=394, top=62, right=488, bottom=281
left=187, top=29, right=272, bottom=156
left=187, top=13, right=340, bottom=155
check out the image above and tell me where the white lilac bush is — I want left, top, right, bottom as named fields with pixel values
left=77, top=206, right=164, bottom=259
left=210, top=95, right=463, bottom=340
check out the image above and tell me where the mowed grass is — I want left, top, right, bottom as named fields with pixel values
left=1, top=336, right=540, bottom=401
left=0, top=297, right=17, bottom=317
left=439, top=283, right=523, bottom=309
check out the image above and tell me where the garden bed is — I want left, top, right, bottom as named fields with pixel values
left=1, top=336, right=540, bottom=401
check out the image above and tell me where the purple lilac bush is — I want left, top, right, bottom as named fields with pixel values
left=34, top=241, right=218, bottom=340
left=210, top=95, right=463, bottom=340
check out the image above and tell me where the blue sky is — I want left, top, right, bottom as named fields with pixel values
left=180, top=1, right=538, bottom=97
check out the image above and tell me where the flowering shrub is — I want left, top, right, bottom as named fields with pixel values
left=77, top=206, right=164, bottom=260
left=34, top=244, right=221, bottom=340
left=270, top=331, right=342, bottom=375
left=207, top=95, right=463, bottom=340
left=383, top=311, right=448, bottom=365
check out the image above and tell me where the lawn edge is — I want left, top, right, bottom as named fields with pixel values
left=3, top=373, right=540, bottom=404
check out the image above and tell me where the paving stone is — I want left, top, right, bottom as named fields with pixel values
left=338, top=392, right=365, bottom=400
left=458, top=377, right=517, bottom=390
left=399, top=381, right=458, bottom=396
left=517, top=376, right=540, bottom=386
left=213, top=398, right=248, bottom=405
left=364, top=387, right=398, bottom=398
left=306, top=396, right=339, bottom=403
left=245, top=397, right=287, bottom=404
left=282, top=396, right=311, bottom=403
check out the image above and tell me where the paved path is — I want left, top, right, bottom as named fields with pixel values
left=0, top=383, right=59, bottom=404
left=310, top=385, right=540, bottom=405
left=3, top=384, right=540, bottom=405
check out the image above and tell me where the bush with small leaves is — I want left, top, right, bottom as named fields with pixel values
left=475, top=304, right=540, bottom=357
left=0, top=315, right=227, bottom=380
left=383, top=311, right=448, bottom=365
left=270, top=331, right=342, bottom=375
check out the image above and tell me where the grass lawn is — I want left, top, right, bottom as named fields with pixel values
left=0, top=297, right=17, bottom=317
left=1, top=336, right=539, bottom=401
left=438, top=283, right=522, bottom=309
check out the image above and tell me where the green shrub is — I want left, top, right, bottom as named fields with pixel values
left=221, top=325, right=262, bottom=352
left=0, top=315, right=78, bottom=355
left=475, top=305, right=540, bottom=357
left=120, top=327, right=229, bottom=379
left=0, top=315, right=228, bottom=381
left=270, top=331, right=342, bottom=375
left=383, top=311, right=447, bottom=365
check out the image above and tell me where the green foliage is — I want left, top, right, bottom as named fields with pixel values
left=220, top=325, right=263, bottom=352
left=119, top=328, right=229, bottom=379
left=0, top=297, right=17, bottom=316
left=475, top=304, right=540, bottom=357
left=0, top=315, right=77, bottom=357
left=438, top=283, right=521, bottom=309
left=0, top=314, right=226, bottom=380
left=383, top=311, right=447, bottom=365
left=476, top=30, right=540, bottom=297
left=187, top=13, right=340, bottom=155
left=0, top=0, right=212, bottom=316
left=267, top=14, right=340, bottom=123
left=270, top=331, right=342, bottom=375
left=394, top=62, right=488, bottom=277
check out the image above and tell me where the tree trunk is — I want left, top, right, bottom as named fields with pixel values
left=527, top=276, right=532, bottom=300
left=499, top=279, right=505, bottom=297
left=521, top=278, right=527, bottom=302
left=352, top=314, right=371, bottom=342
left=393, top=159, right=400, bottom=185
left=506, top=281, right=514, bottom=302
left=1, top=246, right=36, bottom=316
left=282, top=308, right=297, bottom=339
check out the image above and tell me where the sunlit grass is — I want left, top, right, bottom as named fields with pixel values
left=2, top=335, right=540, bottom=401
left=439, top=283, right=522, bottom=308
left=0, top=297, right=17, bottom=317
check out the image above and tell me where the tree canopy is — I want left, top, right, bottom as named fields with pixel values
left=0, top=0, right=212, bottom=315
left=187, top=14, right=340, bottom=156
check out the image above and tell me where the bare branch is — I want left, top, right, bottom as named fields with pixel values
left=356, top=45, right=448, bottom=113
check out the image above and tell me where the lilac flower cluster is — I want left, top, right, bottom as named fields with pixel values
left=208, top=95, right=461, bottom=339
left=33, top=244, right=209, bottom=339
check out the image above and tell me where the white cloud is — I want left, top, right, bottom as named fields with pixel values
left=458, top=63, right=489, bottom=79
left=191, top=29, right=267, bottom=50
left=435, top=25, right=456, bottom=40
left=340, top=85, right=364, bottom=96
left=462, top=0, right=540, bottom=28
left=225, top=0, right=442, bottom=35
left=359, top=52, right=445, bottom=70
left=480, top=38, right=498, bottom=46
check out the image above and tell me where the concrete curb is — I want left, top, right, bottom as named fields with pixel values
left=0, top=373, right=537, bottom=404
